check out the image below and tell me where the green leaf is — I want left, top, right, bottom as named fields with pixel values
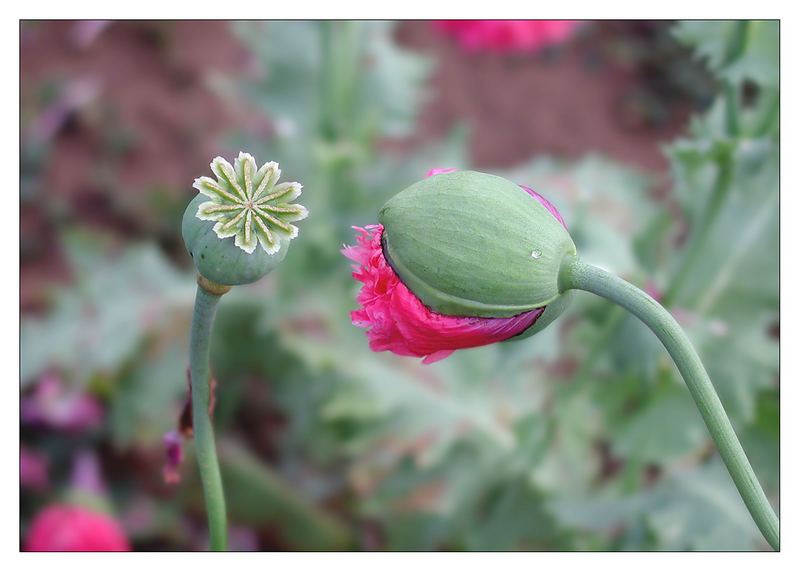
left=606, top=313, right=666, bottom=381
left=643, top=461, right=765, bottom=550
left=21, top=233, right=194, bottom=386
left=673, top=21, right=743, bottom=72
left=108, top=341, right=187, bottom=450
left=739, top=389, right=779, bottom=494
left=550, top=459, right=765, bottom=550
left=463, top=480, right=565, bottom=550
left=687, top=315, right=777, bottom=423
left=183, top=440, right=355, bottom=550
left=362, top=24, right=431, bottom=136
left=670, top=139, right=778, bottom=321
left=724, top=21, right=779, bottom=88
left=610, top=386, right=707, bottom=465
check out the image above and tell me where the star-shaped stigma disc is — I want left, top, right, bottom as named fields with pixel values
left=193, top=152, right=308, bottom=254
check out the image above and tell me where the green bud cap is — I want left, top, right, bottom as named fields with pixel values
left=379, top=171, right=576, bottom=318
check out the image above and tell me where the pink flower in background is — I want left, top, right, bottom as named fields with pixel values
left=343, top=170, right=566, bottom=364
left=21, top=373, right=103, bottom=432
left=435, top=20, right=580, bottom=54
left=24, top=505, right=130, bottom=551
left=71, top=450, right=107, bottom=496
left=20, top=448, right=50, bottom=491
left=162, top=430, right=185, bottom=485
left=644, top=279, right=663, bottom=302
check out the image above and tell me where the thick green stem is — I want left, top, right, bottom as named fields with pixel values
left=190, top=282, right=228, bottom=551
left=559, top=257, right=779, bottom=550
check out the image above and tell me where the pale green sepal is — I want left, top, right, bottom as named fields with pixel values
left=507, top=290, right=574, bottom=342
left=379, top=170, right=576, bottom=318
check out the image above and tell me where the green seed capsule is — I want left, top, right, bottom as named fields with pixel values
left=181, top=153, right=307, bottom=286
left=182, top=194, right=290, bottom=285
left=379, top=170, right=576, bottom=318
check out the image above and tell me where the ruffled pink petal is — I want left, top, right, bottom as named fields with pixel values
left=343, top=225, right=542, bottom=363
left=520, top=185, right=566, bottom=228
left=425, top=167, right=458, bottom=177
left=422, top=350, right=455, bottom=365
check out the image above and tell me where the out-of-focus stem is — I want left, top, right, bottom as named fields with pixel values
left=666, top=21, right=749, bottom=305
left=319, top=20, right=359, bottom=143
left=663, top=155, right=732, bottom=306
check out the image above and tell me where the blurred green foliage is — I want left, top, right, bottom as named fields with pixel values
left=20, top=21, right=778, bottom=551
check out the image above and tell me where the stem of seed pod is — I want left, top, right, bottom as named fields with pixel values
left=559, top=256, right=779, bottom=551
left=189, top=277, right=231, bottom=551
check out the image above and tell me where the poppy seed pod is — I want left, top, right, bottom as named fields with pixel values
left=379, top=170, right=576, bottom=318
left=181, top=153, right=307, bottom=286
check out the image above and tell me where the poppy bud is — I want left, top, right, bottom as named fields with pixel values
left=345, top=169, right=574, bottom=363
left=349, top=172, right=781, bottom=552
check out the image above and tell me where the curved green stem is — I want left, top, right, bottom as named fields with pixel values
left=559, top=257, right=779, bottom=550
left=190, top=282, right=229, bottom=551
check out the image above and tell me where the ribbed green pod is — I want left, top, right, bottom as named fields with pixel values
left=182, top=194, right=289, bottom=286
left=379, top=171, right=576, bottom=318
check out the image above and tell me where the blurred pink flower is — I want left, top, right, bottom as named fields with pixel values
left=644, top=279, right=663, bottom=302
left=21, top=373, right=103, bottom=432
left=162, top=430, right=185, bottom=485
left=343, top=170, right=566, bottom=364
left=20, top=447, right=49, bottom=491
left=435, top=20, right=580, bottom=54
left=71, top=450, right=106, bottom=496
left=228, top=525, right=260, bottom=551
left=24, top=505, right=130, bottom=552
